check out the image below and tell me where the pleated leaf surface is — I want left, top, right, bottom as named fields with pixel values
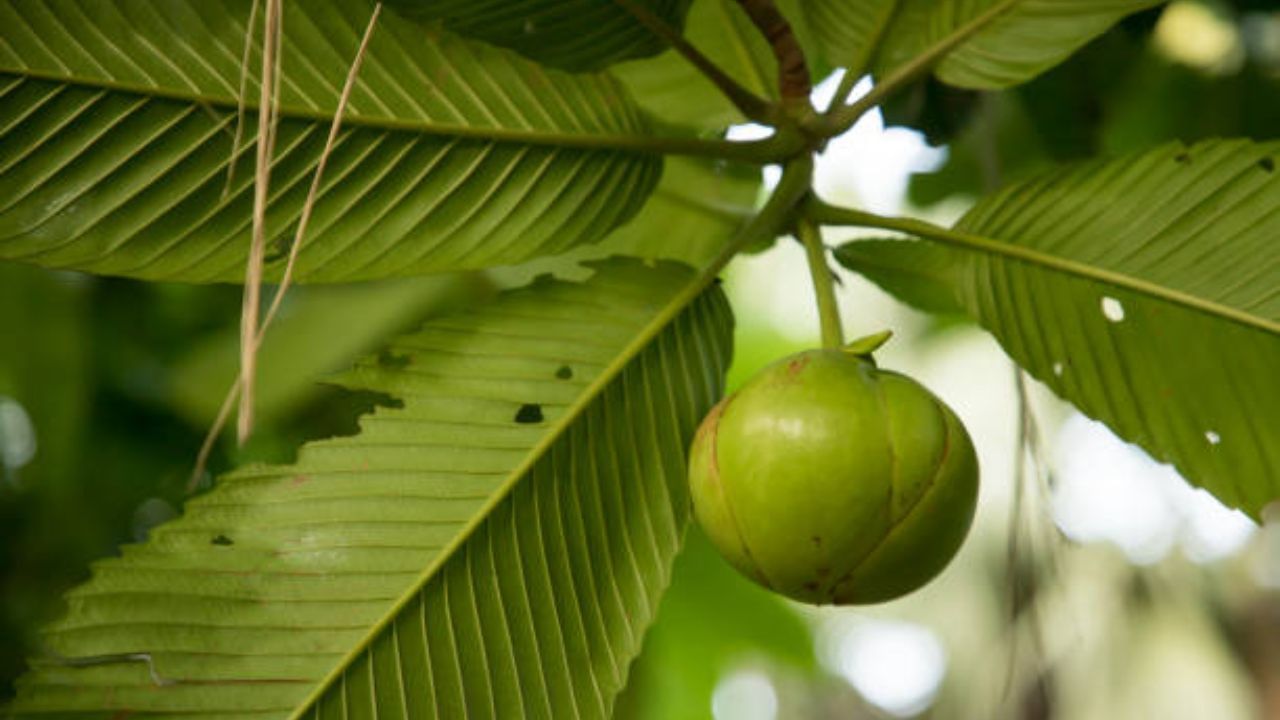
left=833, top=238, right=964, bottom=317
left=775, top=0, right=898, bottom=75
left=875, top=0, right=1163, bottom=90
left=11, top=257, right=734, bottom=717
left=612, top=0, right=776, bottom=131
left=505, top=154, right=761, bottom=282
left=0, top=0, right=660, bottom=282
left=836, top=140, right=1280, bottom=517
left=383, top=0, right=692, bottom=72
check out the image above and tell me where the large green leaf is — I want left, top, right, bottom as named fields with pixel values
left=614, top=530, right=816, bottom=720
left=875, top=0, right=1163, bottom=90
left=776, top=0, right=898, bottom=76
left=612, top=0, right=777, bottom=130
left=833, top=140, right=1280, bottom=517
left=834, top=239, right=964, bottom=317
left=600, top=156, right=759, bottom=265
left=491, top=154, right=762, bottom=291
left=383, top=0, right=692, bottom=72
left=10, top=258, right=734, bottom=716
left=0, top=0, right=661, bottom=283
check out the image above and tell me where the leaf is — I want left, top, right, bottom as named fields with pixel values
left=775, top=0, right=898, bottom=75
left=0, top=0, right=661, bottom=282
left=876, top=0, right=1164, bottom=90
left=612, top=0, right=777, bottom=130
left=169, top=274, right=488, bottom=427
left=834, top=239, right=964, bottom=316
left=490, top=155, right=761, bottom=287
left=383, top=0, right=692, bottom=72
left=904, top=88, right=1051, bottom=206
left=834, top=140, right=1280, bottom=517
left=903, top=25, right=1150, bottom=205
left=601, top=156, right=760, bottom=265
left=613, top=530, right=816, bottom=720
left=10, top=258, right=734, bottom=716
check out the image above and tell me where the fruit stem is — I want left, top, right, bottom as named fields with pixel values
left=797, top=216, right=844, bottom=348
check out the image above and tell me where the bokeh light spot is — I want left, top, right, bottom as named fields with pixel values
left=711, top=668, right=778, bottom=720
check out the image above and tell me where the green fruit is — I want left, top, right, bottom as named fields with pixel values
left=688, top=347, right=978, bottom=605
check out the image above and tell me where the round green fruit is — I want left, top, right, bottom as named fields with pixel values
left=688, top=348, right=979, bottom=605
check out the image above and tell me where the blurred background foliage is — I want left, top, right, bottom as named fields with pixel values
left=2, top=0, right=1279, bottom=717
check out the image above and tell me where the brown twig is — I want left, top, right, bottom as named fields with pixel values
left=734, top=0, right=810, bottom=102
left=612, top=0, right=774, bottom=123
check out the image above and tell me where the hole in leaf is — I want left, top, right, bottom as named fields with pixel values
left=1174, top=152, right=1191, bottom=164
left=515, top=403, right=544, bottom=424
left=264, top=233, right=294, bottom=264
left=1101, top=297, right=1126, bottom=322
left=211, top=534, right=234, bottom=546
left=1260, top=157, right=1275, bottom=173
left=377, top=349, right=411, bottom=369
left=377, top=394, right=405, bottom=410
left=555, top=365, right=573, bottom=380
left=1205, top=430, right=1221, bottom=445
left=1052, top=362, right=1065, bottom=377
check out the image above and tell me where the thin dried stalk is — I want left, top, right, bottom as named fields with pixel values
left=221, top=0, right=261, bottom=200
left=191, top=3, right=382, bottom=492
left=236, top=0, right=282, bottom=445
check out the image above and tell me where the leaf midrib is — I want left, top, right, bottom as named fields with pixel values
left=286, top=280, right=697, bottom=718
left=826, top=0, right=1025, bottom=130
left=818, top=203, right=1280, bottom=337
left=4, top=64, right=663, bottom=145
left=287, top=156, right=815, bottom=718
left=707, top=0, right=770, bottom=100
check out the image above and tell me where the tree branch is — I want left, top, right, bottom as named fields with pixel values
left=735, top=0, right=811, bottom=102
left=613, top=0, right=775, bottom=124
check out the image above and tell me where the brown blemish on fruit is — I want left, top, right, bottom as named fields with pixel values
left=787, top=356, right=811, bottom=377
left=690, top=350, right=978, bottom=606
